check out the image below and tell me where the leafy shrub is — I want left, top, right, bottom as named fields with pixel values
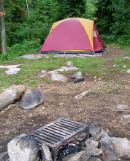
left=0, top=39, right=41, bottom=60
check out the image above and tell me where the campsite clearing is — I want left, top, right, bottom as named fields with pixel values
left=0, top=45, right=130, bottom=146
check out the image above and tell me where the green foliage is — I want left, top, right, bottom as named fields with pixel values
left=95, top=0, right=130, bottom=45
left=0, top=39, right=40, bottom=60
left=111, top=0, right=130, bottom=45
left=66, top=0, right=86, bottom=17
left=0, top=0, right=130, bottom=57
left=84, top=0, right=98, bottom=20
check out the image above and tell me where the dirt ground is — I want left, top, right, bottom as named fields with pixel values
left=0, top=46, right=130, bottom=150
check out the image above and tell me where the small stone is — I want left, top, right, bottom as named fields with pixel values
left=58, top=102, right=64, bottom=107
left=19, top=89, right=44, bottom=110
left=123, top=56, right=130, bottom=60
left=0, top=64, right=21, bottom=75
left=72, top=71, right=83, bottom=79
left=74, top=77, right=84, bottom=83
left=50, top=71, right=67, bottom=82
left=113, top=64, right=116, bottom=67
left=75, top=91, right=88, bottom=99
left=98, top=78, right=101, bottom=81
left=57, top=66, right=78, bottom=72
left=85, top=139, right=98, bottom=148
left=63, top=151, right=91, bottom=161
left=117, top=104, right=128, bottom=112
left=123, top=115, right=130, bottom=119
left=126, top=69, right=130, bottom=73
left=111, top=137, right=130, bottom=158
left=41, top=144, right=53, bottom=161
left=76, top=132, right=87, bottom=142
left=8, top=134, right=40, bottom=161
left=0, top=85, right=26, bottom=112
left=85, top=72, right=88, bottom=76
left=21, top=54, right=44, bottom=59
left=40, top=70, right=47, bottom=78
left=123, top=65, right=126, bottom=68
left=41, top=70, right=47, bottom=74
left=65, top=61, right=73, bottom=67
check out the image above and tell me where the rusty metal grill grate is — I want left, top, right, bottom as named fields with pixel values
left=28, top=118, right=88, bottom=160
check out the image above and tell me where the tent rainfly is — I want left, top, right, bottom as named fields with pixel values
left=40, top=18, right=105, bottom=54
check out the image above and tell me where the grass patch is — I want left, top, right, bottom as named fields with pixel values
left=0, top=48, right=129, bottom=90
left=117, top=80, right=128, bottom=85
left=0, top=56, right=67, bottom=90
left=105, top=55, right=130, bottom=73
left=71, top=57, right=105, bottom=75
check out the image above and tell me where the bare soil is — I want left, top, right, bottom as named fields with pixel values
left=0, top=46, right=130, bottom=148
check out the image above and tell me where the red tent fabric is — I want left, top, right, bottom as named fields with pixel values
left=40, top=18, right=105, bottom=54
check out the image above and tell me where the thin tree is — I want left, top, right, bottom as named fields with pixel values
left=26, top=0, right=29, bottom=14
left=0, top=0, right=6, bottom=54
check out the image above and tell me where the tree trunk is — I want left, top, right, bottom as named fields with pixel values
left=0, top=1, right=6, bottom=54
left=1, top=15, right=6, bottom=54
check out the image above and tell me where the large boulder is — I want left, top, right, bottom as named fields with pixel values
left=8, top=134, right=40, bottom=161
left=19, top=89, right=44, bottom=110
left=0, top=85, right=26, bottom=112
left=87, top=122, right=104, bottom=141
left=99, top=142, right=118, bottom=161
left=111, top=137, right=130, bottom=158
left=41, top=144, right=53, bottom=161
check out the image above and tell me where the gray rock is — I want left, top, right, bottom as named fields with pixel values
left=111, top=137, right=130, bottom=158
left=50, top=72, right=67, bottom=82
left=0, top=85, right=26, bottom=112
left=99, top=133, right=112, bottom=145
left=88, top=157, right=102, bottom=161
left=123, top=56, right=130, bottom=61
left=75, top=91, right=89, bottom=99
left=41, top=144, right=53, bottom=161
left=85, top=139, right=98, bottom=148
left=8, top=134, right=40, bottom=161
left=0, top=64, right=21, bottom=75
left=117, top=104, right=128, bottom=112
left=72, top=71, right=83, bottom=79
left=21, top=54, right=47, bottom=59
left=65, top=61, right=73, bottom=67
left=86, top=147, right=102, bottom=157
left=40, top=70, right=47, bottom=78
left=74, top=77, right=84, bottom=83
left=85, top=73, right=88, bottom=76
left=76, top=132, right=87, bottom=142
left=0, top=151, right=8, bottom=161
left=19, top=89, right=44, bottom=110
left=126, top=69, right=130, bottom=73
left=63, top=150, right=91, bottom=161
left=99, top=142, right=118, bottom=161
left=123, top=115, right=130, bottom=119
left=88, top=122, right=103, bottom=141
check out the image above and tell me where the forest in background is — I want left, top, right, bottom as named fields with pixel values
left=0, top=0, right=130, bottom=58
